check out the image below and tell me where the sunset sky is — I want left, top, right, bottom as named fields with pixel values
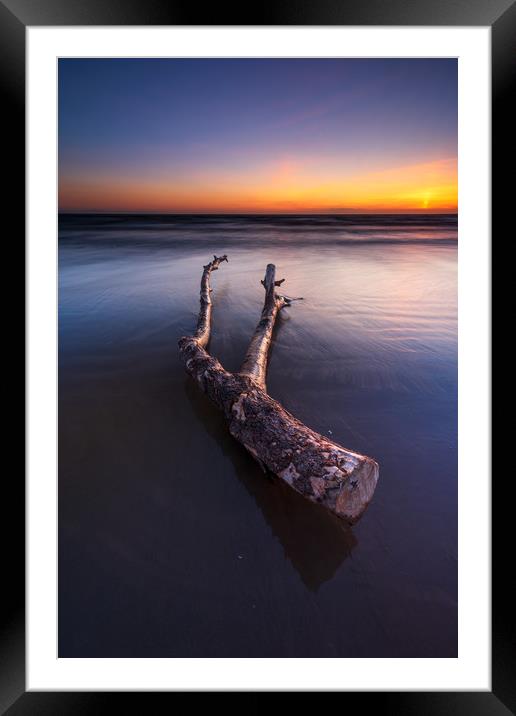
left=58, top=58, right=457, bottom=214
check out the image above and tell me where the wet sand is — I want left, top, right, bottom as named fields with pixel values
left=58, top=214, right=457, bottom=657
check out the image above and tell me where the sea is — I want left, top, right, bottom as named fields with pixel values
left=58, top=213, right=457, bottom=657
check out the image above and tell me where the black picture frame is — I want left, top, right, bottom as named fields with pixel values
left=3, top=0, right=506, bottom=711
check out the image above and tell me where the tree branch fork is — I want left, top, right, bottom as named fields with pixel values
left=178, top=255, right=379, bottom=525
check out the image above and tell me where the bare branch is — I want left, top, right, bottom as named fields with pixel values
left=277, top=294, right=303, bottom=305
left=192, top=254, right=227, bottom=348
left=178, top=258, right=379, bottom=525
left=239, top=264, right=289, bottom=389
left=261, top=277, right=285, bottom=287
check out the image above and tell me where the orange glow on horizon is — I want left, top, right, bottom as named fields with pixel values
left=59, top=157, right=457, bottom=214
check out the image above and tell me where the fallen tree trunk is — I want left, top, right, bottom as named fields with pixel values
left=178, top=256, right=379, bottom=524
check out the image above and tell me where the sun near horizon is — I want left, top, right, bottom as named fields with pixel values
left=59, top=58, right=457, bottom=215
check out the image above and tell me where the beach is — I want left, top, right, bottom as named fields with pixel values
left=58, top=213, right=457, bottom=657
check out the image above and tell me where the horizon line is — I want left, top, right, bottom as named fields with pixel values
left=59, top=210, right=458, bottom=216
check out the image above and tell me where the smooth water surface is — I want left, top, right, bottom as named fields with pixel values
left=59, top=214, right=457, bottom=657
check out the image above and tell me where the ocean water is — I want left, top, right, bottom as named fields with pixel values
left=58, top=214, right=457, bottom=657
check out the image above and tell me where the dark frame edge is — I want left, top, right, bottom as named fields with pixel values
left=0, top=1, right=25, bottom=715
left=492, top=1, right=516, bottom=714
left=6, top=0, right=508, bottom=712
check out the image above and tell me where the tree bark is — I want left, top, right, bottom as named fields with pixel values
left=178, top=257, right=379, bottom=525
left=239, top=264, right=287, bottom=389
left=192, top=254, right=228, bottom=348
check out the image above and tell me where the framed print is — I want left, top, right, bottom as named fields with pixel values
left=3, top=0, right=508, bottom=710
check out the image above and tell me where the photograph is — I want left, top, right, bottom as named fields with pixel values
left=57, top=57, right=458, bottom=658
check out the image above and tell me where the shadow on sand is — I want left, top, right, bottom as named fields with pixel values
left=184, top=376, right=357, bottom=591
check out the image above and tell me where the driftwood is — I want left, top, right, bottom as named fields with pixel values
left=178, top=256, right=379, bottom=524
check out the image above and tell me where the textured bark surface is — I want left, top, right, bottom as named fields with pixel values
left=239, top=264, right=287, bottom=389
left=193, top=254, right=228, bottom=348
left=178, top=258, right=379, bottom=524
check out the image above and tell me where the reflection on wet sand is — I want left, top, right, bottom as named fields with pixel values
left=59, top=213, right=458, bottom=657
left=185, top=378, right=357, bottom=591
